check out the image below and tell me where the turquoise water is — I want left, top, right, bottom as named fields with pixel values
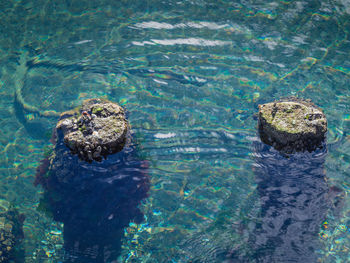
left=1, top=0, right=350, bottom=262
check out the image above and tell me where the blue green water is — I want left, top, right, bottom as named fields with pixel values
left=1, top=0, right=350, bottom=262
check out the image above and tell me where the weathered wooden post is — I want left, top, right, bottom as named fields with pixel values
left=250, top=98, right=330, bottom=262
left=226, top=98, right=339, bottom=262
left=258, top=98, right=327, bottom=154
left=35, top=98, right=149, bottom=262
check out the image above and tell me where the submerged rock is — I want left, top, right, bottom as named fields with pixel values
left=258, top=98, right=327, bottom=153
left=0, top=200, right=25, bottom=263
left=56, top=98, right=128, bottom=161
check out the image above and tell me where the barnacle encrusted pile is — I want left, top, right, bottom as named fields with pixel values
left=258, top=98, right=327, bottom=153
left=56, top=98, right=128, bottom=161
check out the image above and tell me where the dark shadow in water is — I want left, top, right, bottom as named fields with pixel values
left=35, top=131, right=149, bottom=262
left=227, top=141, right=342, bottom=263
left=13, top=90, right=53, bottom=140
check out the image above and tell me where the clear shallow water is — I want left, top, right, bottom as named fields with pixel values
left=1, top=0, right=350, bottom=262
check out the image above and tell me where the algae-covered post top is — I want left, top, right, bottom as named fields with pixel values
left=258, top=98, right=327, bottom=153
left=56, top=98, right=128, bottom=161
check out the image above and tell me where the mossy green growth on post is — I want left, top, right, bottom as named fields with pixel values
left=258, top=98, right=327, bottom=153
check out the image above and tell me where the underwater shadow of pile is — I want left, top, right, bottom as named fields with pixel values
left=179, top=139, right=344, bottom=263
left=226, top=141, right=343, bottom=263
left=35, top=130, right=150, bottom=262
